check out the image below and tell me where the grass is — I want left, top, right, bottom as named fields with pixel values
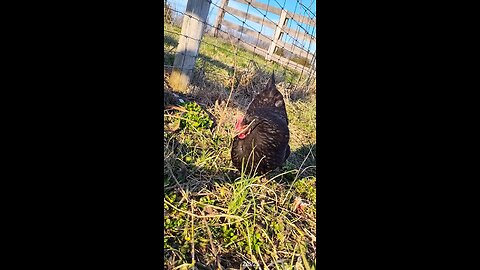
left=164, top=24, right=315, bottom=92
left=164, top=22, right=316, bottom=269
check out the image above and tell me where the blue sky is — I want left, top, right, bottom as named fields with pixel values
left=167, top=0, right=316, bottom=53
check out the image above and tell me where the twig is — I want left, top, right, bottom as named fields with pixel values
left=165, top=105, right=188, bottom=112
left=215, top=47, right=238, bottom=132
left=223, top=48, right=237, bottom=111
left=167, top=164, right=188, bottom=201
left=196, top=202, right=229, bottom=212
left=201, top=210, right=222, bottom=270
left=165, top=200, right=244, bottom=221
left=191, top=202, right=195, bottom=266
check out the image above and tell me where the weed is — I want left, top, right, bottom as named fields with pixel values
left=164, top=22, right=316, bottom=269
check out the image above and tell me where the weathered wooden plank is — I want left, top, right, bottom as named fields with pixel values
left=269, top=53, right=310, bottom=73
left=276, top=39, right=314, bottom=61
left=233, top=0, right=316, bottom=27
left=220, top=15, right=315, bottom=63
left=224, top=6, right=277, bottom=30
left=232, top=1, right=315, bottom=43
left=286, top=11, right=316, bottom=28
left=266, top=9, right=287, bottom=61
left=227, top=35, right=309, bottom=73
left=218, top=30, right=269, bottom=54
left=212, top=0, right=229, bottom=37
left=282, top=26, right=316, bottom=44
left=169, top=0, right=211, bottom=91
left=222, top=19, right=272, bottom=44
left=223, top=35, right=313, bottom=74
left=233, top=0, right=282, bottom=16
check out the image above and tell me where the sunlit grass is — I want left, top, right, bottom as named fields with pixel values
left=164, top=23, right=316, bottom=269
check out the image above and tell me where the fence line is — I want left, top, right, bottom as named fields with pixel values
left=214, top=0, right=316, bottom=67
left=164, top=0, right=316, bottom=91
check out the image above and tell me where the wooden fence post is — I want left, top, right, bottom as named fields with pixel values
left=266, top=9, right=288, bottom=61
left=211, top=0, right=229, bottom=37
left=169, top=0, right=211, bottom=91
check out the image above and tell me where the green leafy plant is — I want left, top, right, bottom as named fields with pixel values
left=163, top=23, right=316, bottom=268
left=180, top=102, right=213, bottom=130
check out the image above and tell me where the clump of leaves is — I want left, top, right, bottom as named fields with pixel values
left=164, top=101, right=214, bottom=133
left=293, top=176, right=316, bottom=203
left=163, top=30, right=316, bottom=268
left=181, top=102, right=213, bottom=130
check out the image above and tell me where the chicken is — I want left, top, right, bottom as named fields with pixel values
left=231, top=73, right=290, bottom=175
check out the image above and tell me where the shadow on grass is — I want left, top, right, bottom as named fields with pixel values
left=163, top=136, right=316, bottom=269
left=163, top=40, right=315, bottom=270
left=196, top=53, right=234, bottom=74
left=283, top=143, right=316, bottom=180
left=164, top=51, right=234, bottom=77
left=164, top=48, right=316, bottom=184
left=164, top=72, right=316, bottom=186
left=164, top=133, right=316, bottom=189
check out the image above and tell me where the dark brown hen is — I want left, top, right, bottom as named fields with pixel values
left=231, top=73, right=290, bottom=175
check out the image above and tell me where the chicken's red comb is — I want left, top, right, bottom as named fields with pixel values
left=235, top=114, right=244, bottom=131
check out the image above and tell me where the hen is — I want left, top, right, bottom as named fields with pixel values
left=231, top=73, right=290, bottom=175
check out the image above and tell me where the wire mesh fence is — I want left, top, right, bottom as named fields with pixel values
left=164, top=0, right=316, bottom=101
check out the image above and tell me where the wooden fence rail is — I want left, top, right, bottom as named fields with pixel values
left=212, top=0, right=316, bottom=72
left=168, top=0, right=316, bottom=91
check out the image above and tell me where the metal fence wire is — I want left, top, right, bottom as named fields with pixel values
left=164, top=0, right=316, bottom=95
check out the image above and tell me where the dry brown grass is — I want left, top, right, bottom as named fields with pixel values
left=164, top=23, right=316, bottom=268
